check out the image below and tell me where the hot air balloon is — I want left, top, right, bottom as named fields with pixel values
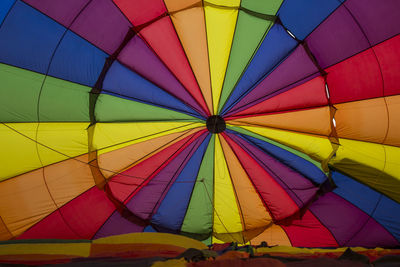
left=0, top=0, right=399, bottom=250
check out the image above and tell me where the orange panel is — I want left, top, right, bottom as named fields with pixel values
left=219, top=135, right=272, bottom=230
left=228, top=107, right=332, bottom=136
left=165, top=1, right=213, bottom=114
left=0, top=169, right=56, bottom=237
left=334, top=95, right=400, bottom=146
left=250, top=224, right=291, bottom=246
left=98, top=128, right=201, bottom=178
left=0, top=155, right=95, bottom=238
left=334, top=98, right=387, bottom=144
left=45, top=154, right=95, bottom=207
left=0, top=216, right=13, bottom=240
left=385, top=95, right=400, bottom=146
left=164, top=0, right=200, bottom=12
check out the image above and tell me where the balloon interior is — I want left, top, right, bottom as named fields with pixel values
left=0, top=0, right=400, bottom=259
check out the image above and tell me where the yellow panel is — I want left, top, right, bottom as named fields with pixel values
left=0, top=243, right=91, bottom=257
left=329, top=138, right=400, bottom=201
left=1, top=123, right=89, bottom=181
left=92, top=122, right=204, bottom=154
left=93, top=232, right=208, bottom=250
left=219, top=136, right=272, bottom=230
left=36, top=122, right=89, bottom=164
left=206, top=0, right=240, bottom=7
left=386, top=145, right=400, bottom=181
left=213, top=135, right=243, bottom=235
left=205, top=4, right=239, bottom=114
left=331, top=138, right=384, bottom=174
left=236, top=125, right=334, bottom=163
left=0, top=123, right=41, bottom=180
left=212, top=235, right=250, bottom=245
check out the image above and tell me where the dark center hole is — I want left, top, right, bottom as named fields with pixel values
left=206, top=115, right=226, bottom=134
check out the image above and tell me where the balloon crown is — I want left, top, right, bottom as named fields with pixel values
left=206, top=115, right=226, bottom=134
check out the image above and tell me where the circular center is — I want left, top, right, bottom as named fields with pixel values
left=206, top=115, right=226, bottom=134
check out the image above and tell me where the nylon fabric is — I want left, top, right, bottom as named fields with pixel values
left=165, top=0, right=213, bottom=114
left=92, top=122, right=204, bottom=154
left=233, top=125, right=334, bottom=164
left=204, top=2, right=239, bottom=114
left=213, top=135, right=243, bottom=236
left=219, top=134, right=272, bottom=231
left=329, top=139, right=400, bottom=203
left=181, top=135, right=215, bottom=236
left=151, top=134, right=212, bottom=231
left=1, top=123, right=89, bottom=181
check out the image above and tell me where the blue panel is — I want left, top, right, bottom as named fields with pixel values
left=278, top=0, right=341, bottom=40
left=234, top=130, right=327, bottom=184
left=151, top=134, right=211, bottom=231
left=221, top=24, right=297, bottom=115
left=0, top=0, right=15, bottom=25
left=48, top=31, right=107, bottom=86
left=332, top=171, right=400, bottom=241
left=0, top=1, right=64, bottom=73
left=144, top=225, right=157, bottom=232
left=103, top=62, right=202, bottom=118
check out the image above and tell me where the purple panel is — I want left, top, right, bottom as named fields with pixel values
left=23, top=0, right=89, bottom=26
left=306, top=5, right=369, bottom=69
left=70, top=0, right=131, bottom=55
left=118, top=35, right=206, bottom=116
left=229, top=46, right=318, bottom=114
left=126, top=132, right=207, bottom=220
left=346, top=218, right=399, bottom=248
left=345, top=0, right=400, bottom=46
left=93, top=211, right=145, bottom=239
left=226, top=73, right=320, bottom=116
left=227, top=132, right=318, bottom=208
left=310, top=193, right=397, bottom=247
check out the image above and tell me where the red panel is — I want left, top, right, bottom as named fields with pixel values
left=375, top=34, right=400, bottom=96
left=281, top=210, right=339, bottom=247
left=108, top=130, right=206, bottom=203
left=18, top=187, right=115, bottom=239
left=327, top=48, right=383, bottom=104
left=221, top=133, right=299, bottom=221
left=139, top=18, right=210, bottom=116
left=113, top=0, right=210, bottom=116
left=18, top=212, right=81, bottom=239
left=113, top=0, right=166, bottom=25
left=230, top=76, right=328, bottom=117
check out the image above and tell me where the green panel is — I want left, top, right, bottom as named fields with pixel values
left=241, top=0, right=282, bottom=14
left=95, top=93, right=200, bottom=122
left=217, top=12, right=272, bottom=113
left=228, top=125, right=325, bottom=172
left=217, top=0, right=283, bottom=113
left=39, top=76, right=90, bottom=122
left=181, top=135, right=215, bottom=234
left=0, top=63, right=42, bottom=122
left=0, top=63, right=91, bottom=122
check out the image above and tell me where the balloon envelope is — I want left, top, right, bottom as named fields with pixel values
left=0, top=0, right=399, bottom=248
